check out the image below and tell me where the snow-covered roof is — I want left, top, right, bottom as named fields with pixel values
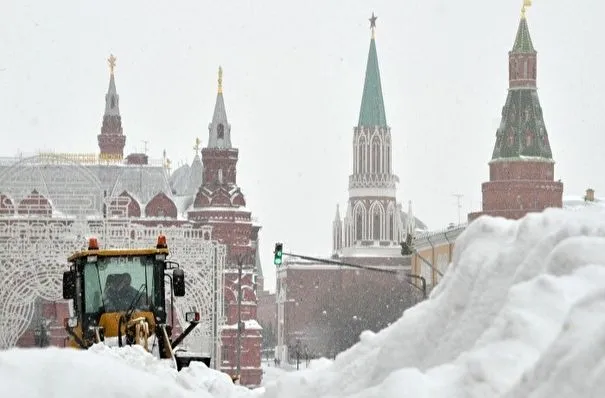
left=0, top=155, right=189, bottom=220
left=563, top=195, right=605, bottom=209
left=338, top=245, right=403, bottom=258
left=168, top=155, right=204, bottom=197
left=222, top=319, right=262, bottom=331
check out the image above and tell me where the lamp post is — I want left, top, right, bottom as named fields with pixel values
left=236, top=254, right=244, bottom=380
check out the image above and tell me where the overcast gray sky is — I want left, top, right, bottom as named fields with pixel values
left=1, top=0, right=604, bottom=292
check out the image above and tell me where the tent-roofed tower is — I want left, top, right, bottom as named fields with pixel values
left=187, top=67, right=262, bottom=386
left=97, top=54, right=126, bottom=160
left=469, top=1, right=563, bottom=222
left=333, top=13, right=413, bottom=258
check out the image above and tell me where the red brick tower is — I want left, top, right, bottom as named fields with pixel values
left=468, top=6, right=563, bottom=222
left=187, top=67, right=262, bottom=386
left=97, top=54, right=126, bottom=160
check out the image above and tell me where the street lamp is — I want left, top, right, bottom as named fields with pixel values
left=235, top=252, right=250, bottom=381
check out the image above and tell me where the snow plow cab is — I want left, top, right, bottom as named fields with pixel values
left=62, top=234, right=209, bottom=371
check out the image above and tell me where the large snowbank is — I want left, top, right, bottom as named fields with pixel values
left=261, top=207, right=605, bottom=398
left=0, top=343, right=256, bottom=398
left=3, top=206, right=605, bottom=397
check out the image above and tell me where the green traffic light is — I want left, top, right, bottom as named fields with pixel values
left=274, top=243, right=283, bottom=265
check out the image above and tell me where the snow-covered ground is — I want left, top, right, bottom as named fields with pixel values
left=3, top=206, right=605, bottom=397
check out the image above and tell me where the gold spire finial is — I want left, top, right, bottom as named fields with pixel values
left=108, top=54, right=117, bottom=75
left=218, top=66, right=223, bottom=94
left=521, top=0, right=532, bottom=18
left=194, top=137, right=201, bottom=154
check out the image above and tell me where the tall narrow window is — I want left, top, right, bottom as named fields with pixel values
left=525, top=131, right=533, bottom=147
left=359, top=137, right=367, bottom=174
left=386, top=146, right=391, bottom=174
left=356, top=212, right=363, bottom=240
left=373, top=209, right=381, bottom=240
left=372, top=137, right=380, bottom=174
left=217, top=124, right=225, bottom=140
left=524, top=60, right=528, bottom=79
left=387, top=212, right=394, bottom=240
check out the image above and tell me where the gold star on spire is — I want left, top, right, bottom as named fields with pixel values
left=108, top=54, right=117, bottom=75
left=369, top=12, right=378, bottom=39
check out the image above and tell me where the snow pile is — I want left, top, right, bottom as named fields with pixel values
left=4, top=206, right=605, bottom=397
left=0, top=343, right=255, bottom=398
left=262, top=206, right=605, bottom=398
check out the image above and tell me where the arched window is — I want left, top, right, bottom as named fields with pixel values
left=217, top=124, right=225, bottom=140
left=111, top=96, right=115, bottom=109
left=387, top=212, right=394, bottom=240
left=358, top=136, right=367, bottom=174
left=373, top=210, right=381, bottom=240
left=372, top=136, right=381, bottom=174
left=385, top=144, right=391, bottom=174
left=356, top=212, right=363, bottom=241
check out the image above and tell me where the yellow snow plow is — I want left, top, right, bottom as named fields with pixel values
left=62, top=234, right=210, bottom=370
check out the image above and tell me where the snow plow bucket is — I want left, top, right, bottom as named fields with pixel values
left=174, top=353, right=211, bottom=371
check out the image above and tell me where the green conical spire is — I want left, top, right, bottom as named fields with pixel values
left=512, top=13, right=535, bottom=53
left=358, top=13, right=387, bottom=128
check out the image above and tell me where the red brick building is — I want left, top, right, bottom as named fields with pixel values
left=468, top=10, right=563, bottom=222
left=187, top=67, right=262, bottom=386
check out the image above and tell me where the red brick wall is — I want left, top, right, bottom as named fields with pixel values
left=144, top=192, right=177, bottom=218
left=489, top=161, right=554, bottom=181
left=256, top=292, right=276, bottom=330
left=17, top=191, right=52, bottom=216
left=509, top=53, right=537, bottom=88
left=469, top=160, right=563, bottom=222
left=0, top=194, right=14, bottom=214
left=482, top=180, right=563, bottom=211
left=280, top=263, right=412, bottom=352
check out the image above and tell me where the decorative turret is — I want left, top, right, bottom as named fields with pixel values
left=332, top=205, right=343, bottom=252
left=468, top=1, right=563, bottom=222
left=406, top=200, right=415, bottom=237
left=98, top=54, right=126, bottom=160
left=207, top=66, right=232, bottom=149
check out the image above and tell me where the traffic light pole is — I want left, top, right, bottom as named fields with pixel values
left=280, top=251, right=427, bottom=299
